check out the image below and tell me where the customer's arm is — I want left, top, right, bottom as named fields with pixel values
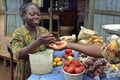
left=66, top=42, right=103, bottom=58
left=49, top=41, right=103, bottom=58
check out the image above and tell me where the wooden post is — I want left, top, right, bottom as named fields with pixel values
left=49, top=0, right=53, bottom=33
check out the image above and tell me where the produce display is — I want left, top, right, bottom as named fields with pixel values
left=53, top=56, right=63, bottom=67
left=62, top=49, right=74, bottom=61
left=84, top=57, right=107, bottom=78
left=87, top=36, right=104, bottom=44
left=78, top=36, right=104, bottom=44
left=63, top=59, right=85, bottom=74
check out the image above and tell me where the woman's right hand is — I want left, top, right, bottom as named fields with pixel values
left=38, top=33, right=56, bottom=46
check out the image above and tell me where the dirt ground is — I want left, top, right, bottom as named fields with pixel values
left=0, top=15, right=13, bottom=80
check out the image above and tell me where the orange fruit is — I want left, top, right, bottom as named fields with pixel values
left=56, top=61, right=63, bottom=66
left=53, top=62, right=57, bottom=67
left=53, top=57, right=61, bottom=62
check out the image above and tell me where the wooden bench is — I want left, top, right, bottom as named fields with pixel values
left=0, top=52, right=17, bottom=67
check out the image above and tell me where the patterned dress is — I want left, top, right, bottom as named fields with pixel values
left=10, top=26, right=49, bottom=80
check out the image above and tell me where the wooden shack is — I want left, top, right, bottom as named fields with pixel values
left=84, top=0, right=120, bottom=41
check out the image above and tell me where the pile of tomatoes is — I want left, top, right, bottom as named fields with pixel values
left=62, top=49, right=74, bottom=59
left=63, top=59, right=85, bottom=74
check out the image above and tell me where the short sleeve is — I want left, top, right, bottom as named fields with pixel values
left=10, top=29, right=25, bottom=60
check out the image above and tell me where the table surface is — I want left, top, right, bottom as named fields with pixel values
left=28, top=50, right=120, bottom=80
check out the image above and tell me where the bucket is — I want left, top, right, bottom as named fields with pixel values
left=62, top=68, right=85, bottom=80
left=29, top=49, right=54, bottom=74
left=60, top=26, right=74, bottom=36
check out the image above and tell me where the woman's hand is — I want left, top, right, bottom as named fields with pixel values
left=49, top=40, right=68, bottom=50
left=38, top=33, right=56, bottom=46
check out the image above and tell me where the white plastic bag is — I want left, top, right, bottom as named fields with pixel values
left=78, top=26, right=98, bottom=40
left=29, top=49, right=54, bottom=74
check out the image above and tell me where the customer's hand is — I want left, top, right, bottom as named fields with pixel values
left=38, top=33, right=56, bottom=46
left=49, top=40, right=68, bottom=50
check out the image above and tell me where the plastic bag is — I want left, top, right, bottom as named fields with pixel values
left=29, top=49, right=54, bottom=74
left=78, top=26, right=98, bottom=40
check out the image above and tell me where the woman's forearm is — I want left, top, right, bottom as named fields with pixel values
left=19, top=39, right=43, bottom=59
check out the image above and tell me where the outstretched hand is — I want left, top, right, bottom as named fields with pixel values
left=38, top=33, right=56, bottom=46
left=49, top=40, right=68, bottom=50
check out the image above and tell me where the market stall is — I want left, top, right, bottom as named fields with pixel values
left=27, top=50, right=120, bottom=80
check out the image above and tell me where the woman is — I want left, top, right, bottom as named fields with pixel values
left=10, top=2, right=56, bottom=80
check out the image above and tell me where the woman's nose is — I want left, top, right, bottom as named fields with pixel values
left=34, top=14, right=39, bottom=18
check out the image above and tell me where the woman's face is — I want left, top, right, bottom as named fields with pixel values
left=23, top=5, right=40, bottom=27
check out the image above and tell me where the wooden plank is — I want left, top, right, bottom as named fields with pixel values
left=93, top=14, right=101, bottom=35
left=99, top=0, right=107, bottom=42
left=94, top=10, right=120, bottom=16
left=0, top=53, right=17, bottom=62
left=94, top=0, right=99, bottom=10
left=5, top=0, right=23, bottom=35
left=114, top=16, right=120, bottom=24
left=84, top=0, right=89, bottom=28
left=101, top=15, right=109, bottom=42
left=85, top=0, right=95, bottom=29
left=116, top=0, right=120, bottom=11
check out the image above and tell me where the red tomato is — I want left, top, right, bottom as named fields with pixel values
left=64, top=60, right=71, bottom=66
left=73, top=60, right=81, bottom=67
left=79, top=66, right=85, bottom=72
left=74, top=67, right=82, bottom=74
left=67, top=52, right=74, bottom=57
left=69, top=63, right=76, bottom=69
left=65, top=49, right=72, bottom=54
left=63, top=66, right=68, bottom=72
left=66, top=66, right=75, bottom=73
left=62, top=53, right=68, bottom=58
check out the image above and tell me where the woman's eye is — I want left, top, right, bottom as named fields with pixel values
left=30, top=13, right=34, bottom=16
left=37, top=13, right=40, bottom=16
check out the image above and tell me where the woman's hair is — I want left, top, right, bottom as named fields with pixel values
left=19, top=2, right=39, bottom=18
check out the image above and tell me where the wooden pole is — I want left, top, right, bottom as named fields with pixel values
left=49, top=0, right=53, bottom=33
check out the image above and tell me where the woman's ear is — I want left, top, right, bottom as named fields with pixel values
left=22, top=13, right=26, bottom=20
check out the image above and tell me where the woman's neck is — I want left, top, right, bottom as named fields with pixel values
left=25, top=25, right=36, bottom=32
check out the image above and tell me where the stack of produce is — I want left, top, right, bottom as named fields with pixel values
left=53, top=56, right=63, bottom=67
left=87, top=36, right=104, bottom=44
left=63, top=59, right=85, bottom=74
left=62, top=49, right=74, bottom=61
left=84, top=57, right=107, bottom=78
left=78, top=35, right=104, bottom=44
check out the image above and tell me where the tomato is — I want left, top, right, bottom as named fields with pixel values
left=63, top=66, right=68, bottom=72
left=65, top=49, right=72, bottom=54
left=67, top=52, right=74, bottom=57
left=69, top=63, right=76, bottom=69
left=74, top=67, right=82, bottom=74
left=66, top=66, right=75, bottom=73
left=62, top=53, right=68, bottom=58
left=64, top=60, right=71, bottom=66
left=79, top=66, right=85, bottom=72
left=73, top=60, right=81, bottom=67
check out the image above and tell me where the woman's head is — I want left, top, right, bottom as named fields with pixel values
left=20, top=2, right=40, bottom=27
